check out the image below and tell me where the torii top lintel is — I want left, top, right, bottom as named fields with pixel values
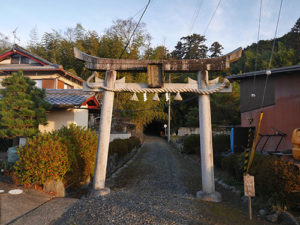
left=74, top=47, right=242, bottom=72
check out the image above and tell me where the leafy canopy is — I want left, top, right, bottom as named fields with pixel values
left=0, top=71, right=50, bottom=138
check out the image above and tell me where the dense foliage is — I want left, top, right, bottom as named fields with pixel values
left=56, top=124, right=97, bottom=186
left=221, top=153, right=300, bottom=208
left=230, top=18, right=300, bottom=74
left=15, top=133, right=70, bottom=185
left=109, top=136, right=141, bottom=158
left=14, top=124, right=140, bottom=188
left=0, top=71, right=49, bottom=139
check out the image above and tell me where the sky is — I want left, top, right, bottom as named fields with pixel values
left=0, top=0, right=299, bottom=54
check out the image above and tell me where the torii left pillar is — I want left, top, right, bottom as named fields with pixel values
left=92, top=70, right=116, bottom=196
left=196, top=70, right=222, bottom=202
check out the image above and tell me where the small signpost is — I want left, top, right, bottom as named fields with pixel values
left=244, top=174, right=255, bottom=220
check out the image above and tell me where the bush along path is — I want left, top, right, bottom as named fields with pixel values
left=54, top=136, right=273, bottom=225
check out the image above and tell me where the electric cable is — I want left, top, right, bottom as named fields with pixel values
left=260, top=0, right=283, bottom=108
left=203, top=0, right=222, bottom=36
left=119, top=0, right=151, bottom=59
left=189, top=0, right=204, bottom=33
left=252, top=0, right=263, bottom=95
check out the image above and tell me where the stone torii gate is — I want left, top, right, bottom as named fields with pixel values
left=74, top=47, right=242, bottom=202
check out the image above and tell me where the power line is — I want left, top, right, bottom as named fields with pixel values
left=203, top=0, right=222, bottom=36
left=252, top=0, right=263, bottom=95
left=261, top=0, right=284, bottom=108
left=189, top=0, right=204, bottom=33
left=119, top=0, right=151, bottom=59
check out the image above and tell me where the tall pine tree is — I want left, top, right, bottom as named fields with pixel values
left=0, top=71, right=49, bottom=140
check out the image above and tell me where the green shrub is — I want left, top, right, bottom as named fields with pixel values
left=109, top=136, right=140, bottom=158
left=221, top=152, right=300, bottom=208
left=57, top=124, right=97, bottom=186
left=128, top=136, right=141, bottom=150
left=213, top=134, right=230, bottom=155
left=109, top=139, right=129, bottom=158
left=14, top=133, right=70, bottom=185
left=249, top=155, right=300, bottom=207
left=183, top=134, right=200, bottom=154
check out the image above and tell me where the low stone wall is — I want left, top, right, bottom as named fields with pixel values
left=110, top=133, right=131, bottom=142
left=178, top=127, right=200, bottom=136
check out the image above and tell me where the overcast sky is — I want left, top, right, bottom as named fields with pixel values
left=1, top=0, right=299, bottom=54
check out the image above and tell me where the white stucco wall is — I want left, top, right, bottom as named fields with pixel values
left=110, top=133, right=131, bottom=142
left=73, top=108, right=88, bottom=128
left=39, top=108, right=88, bottom=133
left=177, top=127, right=200, bottom=136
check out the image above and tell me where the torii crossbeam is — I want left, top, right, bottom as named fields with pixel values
left=74, top=47, right=242, bottom=201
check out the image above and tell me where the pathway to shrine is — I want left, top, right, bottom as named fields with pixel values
left=55, top=136, right=270, bottom=225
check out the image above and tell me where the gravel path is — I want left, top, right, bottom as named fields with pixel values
left=54, top=136, right=271, bottom=225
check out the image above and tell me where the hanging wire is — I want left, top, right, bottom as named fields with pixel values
left=203, top=0, right=222, bottom=36
left=119, top=0, right=151, bottom=59
left=189, top=0, right=204, bottom=33
left=251, top=0, right=263, bottom=96
left=260, top=0, right=284, bottom=108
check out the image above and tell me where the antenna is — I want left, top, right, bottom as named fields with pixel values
left=12, top=27, right=20, bottom=44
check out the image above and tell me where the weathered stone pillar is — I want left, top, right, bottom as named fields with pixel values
left=196, top=70, right=222, bottom=202
left=93, top=70, right=116, bottom=196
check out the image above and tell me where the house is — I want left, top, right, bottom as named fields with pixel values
left=227, top=65, right=300, bottom=152
left=0, top=45, right=100, bottom=134
left=0, top=44, right=83, bottom=89
left=39, top=89, right=99, bottom=132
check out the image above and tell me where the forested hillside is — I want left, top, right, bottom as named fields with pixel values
left=230, top=18, right=300, bottom=74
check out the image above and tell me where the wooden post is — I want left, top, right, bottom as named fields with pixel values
left=196, top=70, right=222, bottom=202
left=93, top=70, right=116, bottom=196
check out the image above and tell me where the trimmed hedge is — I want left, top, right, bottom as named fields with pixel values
left=182, top=133, right=230, bottom=156
left=14, top=127, right=140, bottom=188
left=15, top=133, right=70, bottom=185
left=109, top=136, right=140, bottom=158
left=183, top=134, right=200, bottom=154
left=56, top=124, right=97, bottom=186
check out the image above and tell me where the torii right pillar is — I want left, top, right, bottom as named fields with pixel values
left=197, top=70, right=222, bottom=202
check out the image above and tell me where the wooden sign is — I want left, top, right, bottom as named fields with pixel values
left=244, top=175, right=255, bottom=197
left=147, top=64, right=164, bottom=88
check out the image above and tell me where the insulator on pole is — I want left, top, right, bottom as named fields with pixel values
left=143, top=93, right=147, bottom=102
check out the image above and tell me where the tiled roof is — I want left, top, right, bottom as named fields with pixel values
left=12, top=44, right=56, bottom=66
left=0, top=89, right=96, bottom=108
left=0, top=65, right=58, bottom=70
left=45, top=89, right=96, bottom=108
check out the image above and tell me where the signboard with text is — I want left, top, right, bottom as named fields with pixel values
left=244, top=175, right=255, bottom=197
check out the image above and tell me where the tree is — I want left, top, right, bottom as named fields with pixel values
left=145, top=45, right=169, bottom=60
left=172, top=33, right=208, bottom=59
left=0, top=71, right=49, bottom=140
left=0, top=32, right=11, bottom=53
left=105, top=18, right=151, bottom=59
left=291, top=18, right=300, bottom=33
left=209, top=41, right=223, bottom=57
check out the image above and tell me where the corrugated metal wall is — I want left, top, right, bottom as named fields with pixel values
left=241, top=72, right=300, bottom=151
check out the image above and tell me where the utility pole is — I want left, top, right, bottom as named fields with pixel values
left=168, top=74, right=171, bottom=142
